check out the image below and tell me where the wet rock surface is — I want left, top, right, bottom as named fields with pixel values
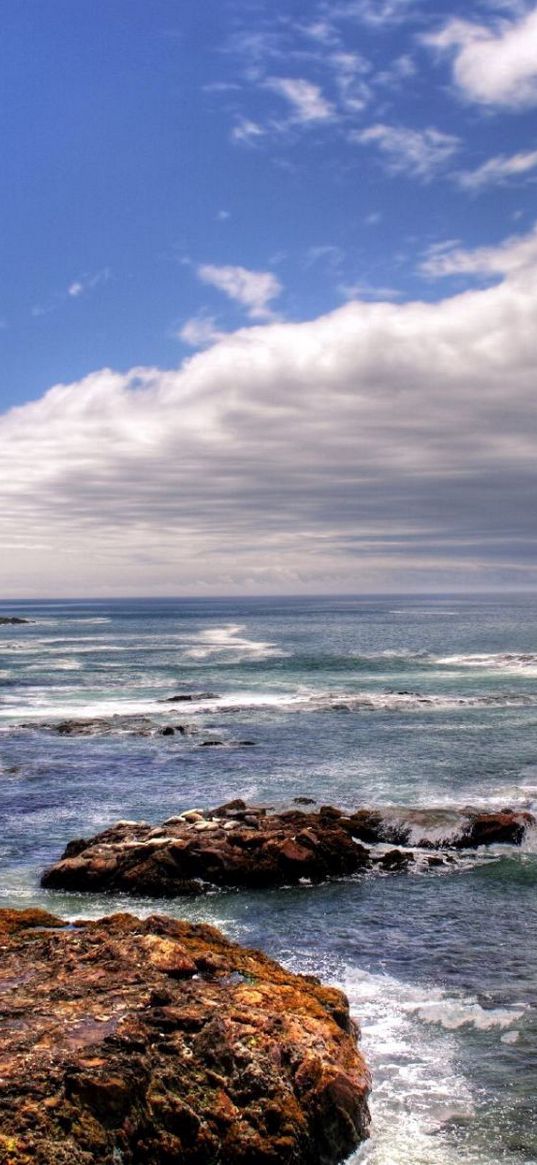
left=41, top=804, right=372, bottom=896
left=40, top=799, right=531, bottom=899
left=19, top=716, right=254, bottom=748
left=0, top=908, right=370, bottom=1165
left=0, top=616, right=30, bottom=625
left=347, top=806, right=535, bottom=849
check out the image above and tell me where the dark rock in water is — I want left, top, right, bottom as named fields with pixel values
left=0, top=908, right=370, bottom=1165
left=454, top=810, right=533, bottom=848
left=0, top=616, right=31, bottom=625
left=159, top=692, right=219, bottom=703
left=346, top=806, right=535, bottom=849
left=200, top=740, right=225, bottom=747
left=294, top=796, right=317, bottom=805
left=375, top=849, right=415, bottom=872
left=42, top=807, right=373, bottom=896
left=20, top=716, right=194, bottom=739
left=347, top=810, right=400, bottom=844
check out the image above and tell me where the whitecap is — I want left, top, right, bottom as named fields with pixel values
left=183, top=623, right=288, bottom=661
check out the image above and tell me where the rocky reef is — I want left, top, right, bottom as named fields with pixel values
left=0, top=908, right=370, bottom=1165
left=41, top=800, right=534, bottom=898
left=0, top=616, right=30, bottom=625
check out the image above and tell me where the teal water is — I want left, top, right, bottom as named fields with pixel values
left=1, top=594, right=537, bottom=1163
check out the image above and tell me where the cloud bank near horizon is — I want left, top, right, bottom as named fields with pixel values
left=2, top=224, right=537, bottom=597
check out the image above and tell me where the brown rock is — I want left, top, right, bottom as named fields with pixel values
left=42, top=807, right=372, bottom=897
left=0, top=909, right=370, bottom=1165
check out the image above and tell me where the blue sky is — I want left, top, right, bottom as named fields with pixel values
left=1, top=0, right=537, bottom=594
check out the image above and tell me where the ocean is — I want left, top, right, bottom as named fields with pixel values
left=1, top=594, right=537, bottom=1164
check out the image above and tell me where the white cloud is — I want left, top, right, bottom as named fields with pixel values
left=354, top=123, right=460, bottom=180
left=330, top=0, right=418, bottom=27
left=3, top=226, right=537, bottom=595
left=196, top=264, right=283, bottom=320
left=425, top=7, right=537, bottom=108
left=177, top=314, right=224, bottom=347
left=457, top=149, right=537, bottom=190
left=68, top=269, right=110, bottom=298
left=420, top=224, right=537, bottom=277
left=230, top=118, right=265, bottom=145
left=264, top=77, right=335, bottom=123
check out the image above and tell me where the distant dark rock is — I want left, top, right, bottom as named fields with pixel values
left=0, top=616, right=31, bottom=625
left=159, top=693, right=219, bottom=703
left=20, top=716, right=190, bottom=739
left=0, top=908, right=370, bottom=1165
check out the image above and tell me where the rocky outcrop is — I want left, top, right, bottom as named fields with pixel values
left=0, top=908, right=370, bottom=1165
left=347, top=806, right=535, bottom=848
left=41, top=804, right=373, bottom=896
left=40, top=799, right=500, bottom=898
left=19, top=717, right=254, bottom=747
left=0, top=616, right=30, bottom=625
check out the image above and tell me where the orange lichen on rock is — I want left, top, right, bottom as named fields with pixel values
left=0, top=908, right=370, bottom=1164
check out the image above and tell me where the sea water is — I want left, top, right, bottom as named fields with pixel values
left=1, top=593, right=537, bottom=1164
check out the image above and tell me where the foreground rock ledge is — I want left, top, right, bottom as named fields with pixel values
left=41, top=801, right=535, bottom=898
left=0, top=908, right=370, bottom=1165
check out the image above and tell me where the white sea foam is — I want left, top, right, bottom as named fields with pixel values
left=437, top=651, right=537, bottom=676
left=4, top=683, right=537, bottom=725
left=343, top=967, right=523, bottom=1165
left=183, top=623, right=287, bottom=661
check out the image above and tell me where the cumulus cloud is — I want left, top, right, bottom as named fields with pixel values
left=3, top=225, right=537, bottom=595
left=425, top=6, right=537, bottom=108
left=354, top=123, right=460, bottom=180
left=196, top=264, right=282, bottom=320
left=457, top=149, right=537, bottom=191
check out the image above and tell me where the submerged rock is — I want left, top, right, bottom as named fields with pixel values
left=0, top=908, right=370, bottom=1165
left=20, top=716, right=197, bottom=739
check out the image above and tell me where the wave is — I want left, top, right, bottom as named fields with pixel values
left=208, top=689, right=537, bottom=716
left=4, top=685, right=537, bottom=725
left=183, top=623, right=288, bottom=661
left=437, top=652, right=537, bottom=675
left=342, top=965, right=524, bottom=1165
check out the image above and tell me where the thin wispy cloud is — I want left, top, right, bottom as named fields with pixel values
left=264, top=77, right=335, bottom=123
left=420, top=223, right=537, bottom=278
left=196, top=263, right=283, bottom=320
left=177, top=313, right=224, bottom=347
left=353, top=123, right=460, bottom=180
left=327, top=0, right=420, bottom=29
left=230, top=117, right=265, bottom=145
left=457, top=149, right=537, bottom=191
left=68, top=269, right=110, bottom=298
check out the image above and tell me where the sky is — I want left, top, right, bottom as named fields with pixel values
left=1, top=0, right=537, bottom=596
